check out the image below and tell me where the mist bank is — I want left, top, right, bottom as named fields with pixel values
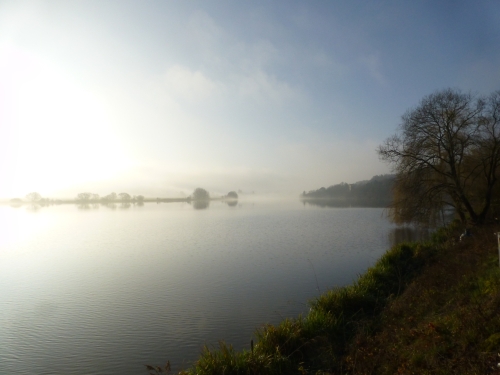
left=2, top=173, right=396, bottom=207
left=2, top=191, right=307, bottom=206
left=4, top=188, right=239, bottom=206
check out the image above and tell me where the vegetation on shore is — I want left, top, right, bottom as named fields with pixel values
left=301, top=175, right=394, bottom=207
left=343, top=222, right=500, bottom=374
left=146, top=220, right=500, bottom=374
left=6, top=188, right=239, bottom=207
left=378, top=88, right=500, bottom=226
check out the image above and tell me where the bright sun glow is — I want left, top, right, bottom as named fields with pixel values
left=0, top=44, right=131, bottom=198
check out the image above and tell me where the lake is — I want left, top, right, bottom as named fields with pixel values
left=0, top=199, right=428, bottom=374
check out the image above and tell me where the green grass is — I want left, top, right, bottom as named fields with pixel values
left=147, top=220, right=500, bottom=375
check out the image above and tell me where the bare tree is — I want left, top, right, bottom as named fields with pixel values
left=378, top=88, right=500, bottom=225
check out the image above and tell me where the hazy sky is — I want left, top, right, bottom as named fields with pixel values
left=1, top=1, right=499, bottom=198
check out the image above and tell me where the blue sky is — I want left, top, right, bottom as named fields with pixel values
left=1, top=0, right=499, bottom=198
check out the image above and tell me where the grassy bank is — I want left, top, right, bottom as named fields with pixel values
left=344, top=223, right=500, bottom=374
left=148, top=221, right=500, bottom=375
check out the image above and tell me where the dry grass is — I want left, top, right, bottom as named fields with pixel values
left=345, top=224, right=500, bottom=375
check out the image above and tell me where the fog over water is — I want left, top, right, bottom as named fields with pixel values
left=1, top=1, right=499, bottom=198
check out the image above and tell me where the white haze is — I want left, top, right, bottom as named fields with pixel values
left=1, top=1, right=499, bottom=199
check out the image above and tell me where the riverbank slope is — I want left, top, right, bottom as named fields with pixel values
left=148, top=221, right=500, bottom=375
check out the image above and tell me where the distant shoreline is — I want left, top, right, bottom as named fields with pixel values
left=0, top=197, right=237, bottom=206
left=299, top=196, right=390, bottom=208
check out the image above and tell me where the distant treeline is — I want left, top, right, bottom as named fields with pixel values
left=301, top=174, right=394, bottom=207
left=7, top=188, right=239, bottom=209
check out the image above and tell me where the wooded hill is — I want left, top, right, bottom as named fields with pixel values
left=301, top=174, right=394, bottom=207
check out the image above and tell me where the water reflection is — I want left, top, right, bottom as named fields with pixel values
left=26, top=204, right=42, bottom=212
left=193, top=201, right=210, bottom=210
left=9, top=198, right=23, bottom=207
left=388, top=226, right=430, bottom=247
left=226, top=201, right=238, bottom=207
left=74, top=202, right=140, bottom=210
left=24, top=201, right=54, bottom=211
left=301, top=199, right=384, bottom=208
left=77, top=203, right=101, bottom=210
left=0, top=203, right=436, bottom=375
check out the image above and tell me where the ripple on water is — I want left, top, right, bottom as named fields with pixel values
left=0, top=203, right=427, bottom=374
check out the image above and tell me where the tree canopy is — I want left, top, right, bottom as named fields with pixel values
left=227, top=191, right=238, bottom=199
left=103, top=192, right=117, bottom=201
left=378, top=88, right=500, bottom=225
left=302, top=175, right=394, bottom=207
left=25, top=192, right=41, bottom=202
left=76, top=192, right=92, bottom=201
left=192, top=188, right=210, bottom=201
left=118, top=192, right=131, bottom=201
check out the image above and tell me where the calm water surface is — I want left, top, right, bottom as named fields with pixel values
left=0, top=200, right=427, bottom=374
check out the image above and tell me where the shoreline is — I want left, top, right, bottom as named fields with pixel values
left=158, top=220, right=500, bottom=374
left=0, top=197, right=238, bottom=206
